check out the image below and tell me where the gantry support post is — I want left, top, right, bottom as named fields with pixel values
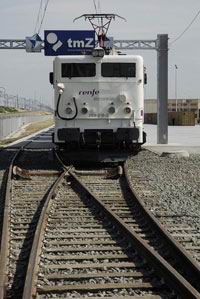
left=157, top=34, right=168, bottom=144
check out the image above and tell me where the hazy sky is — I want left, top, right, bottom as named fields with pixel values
left=0, top=0, right=200, bottom=106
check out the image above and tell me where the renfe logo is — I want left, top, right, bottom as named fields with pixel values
left=44, top=30, right=95, bottom=56
left=79, top=89, right=100, bottom=97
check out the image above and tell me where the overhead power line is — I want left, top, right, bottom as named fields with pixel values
left=34, top=0, right=50, bottom=35
left=98, top=1, right=102, bottom=14
left=34, top=0, right=43, bottom=34
left=93, top=0, right=98, bottom=14
left=170, top=9, right=200, bottom=45
left=37, top=0, right=50, bottom=34
left=93, top=0, right=100, bottom=25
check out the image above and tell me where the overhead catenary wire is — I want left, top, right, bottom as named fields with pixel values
left=93, top=0, right=100, bottom=25
left=170, top=9, right=200, bottom=45
left=98, top=0, right=101, bottom=14
left=37, top=0, right=50, bottom=34
left=34, top=0, right=43, bottom=34
left=93, top=0, right=98, bottom=14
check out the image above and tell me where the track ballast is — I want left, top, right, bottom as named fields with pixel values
left=0, top=130, right=200, bottom=299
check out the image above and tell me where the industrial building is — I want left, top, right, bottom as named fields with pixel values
left=144, top=99, right=200, bottom=125
left=145, top=99, right=200, bottom=115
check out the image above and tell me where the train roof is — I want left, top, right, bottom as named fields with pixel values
left=54, top=55, right=143, bottom=64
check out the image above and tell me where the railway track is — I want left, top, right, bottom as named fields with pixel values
left=20, top=155, right=200, bottom=299
left=0, top=130, right=59, bottom=299
left=0, top=149, right=19, bottom=241
left=73, top=165, right=200, bottom=289
left=127, top=168, right=200, bottom=264
left=0, top=139, right=200, bottom=298
left=126, top=150, right=200, bottom=264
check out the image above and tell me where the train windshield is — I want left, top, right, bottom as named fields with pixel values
left=101, top=63, right=136, bottom=77
left=62, top=63, right=96, bottom=78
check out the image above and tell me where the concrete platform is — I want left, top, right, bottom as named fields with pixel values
left=5, top=124, right=200, bottom=156
left=143, top=124, right=200, bottom=155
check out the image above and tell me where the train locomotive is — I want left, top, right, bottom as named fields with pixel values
left=50, top=14, right=146, bottom=162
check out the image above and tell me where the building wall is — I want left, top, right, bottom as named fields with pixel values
left=144, top=100, right=157, bottom=113
left=144, top=112, right=195, bottom=126
left=144, top=99, right=200, bottom=120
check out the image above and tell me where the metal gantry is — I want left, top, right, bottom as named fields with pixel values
left=0, top=39, right=157, bottom=50
left=114, top=39, right=157, bottom=50
left=0, top=40, right=27, bottom=49
left=157, top=34, right=168, bottom=144
left=0, top=35, right=168, bottom=144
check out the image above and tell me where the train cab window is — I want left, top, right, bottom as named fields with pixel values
left=101, top=63, right=136, bottom=77
left=62, top=63, right=96, bottom=78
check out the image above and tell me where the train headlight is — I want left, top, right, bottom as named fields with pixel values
left=108, top=106, right=115, bottom=114
left=124, top=106, right=132, bottom=114
left=81, top=107, right=88, bottom=114
left=57, top=83, right=65, bottom=94
left=66, top=107, right=73, bottom=114
left=92, top=47, right=105, bottom=58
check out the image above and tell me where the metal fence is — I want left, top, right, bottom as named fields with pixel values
left=0, top=112, right=52, bottom=140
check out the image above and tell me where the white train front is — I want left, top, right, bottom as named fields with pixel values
left=50, top=51, right=146, bottom=159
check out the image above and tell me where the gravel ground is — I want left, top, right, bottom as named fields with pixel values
left=127, top=149, right=200, bottom=231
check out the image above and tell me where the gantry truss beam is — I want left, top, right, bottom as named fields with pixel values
left=0, top=39, right=157, bottom=50
left=0, top=40, right=27, bottom=49
left=113, top=40, right=157, bottom=50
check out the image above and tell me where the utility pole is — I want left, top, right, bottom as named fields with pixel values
left=5, top=94, right=8, bottom=107
left=157, top=34, right=168, bottom=144
left=0, top=87, right=6, bottom=106
left=16, top=95, right=19, bottom=109
left=175, top=64, right=178, bottom=112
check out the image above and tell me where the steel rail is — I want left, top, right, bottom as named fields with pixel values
left=23, top=168, right=163, bottom=298
left=21, top=153, right=200, bottom=299
left=123, top=162, right=200, bottom=290
left=22, top=171, right=66, bottom=299
left=0, top=135, right=54, bottom=298
left=0, top=138, right=36, bottom=298
left=73, top=166, right=123, bottom=178
left=0, top=149, right=22, bottom=299
left=68, top=170, right=200, bottom=299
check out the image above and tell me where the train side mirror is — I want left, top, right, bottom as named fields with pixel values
left=49, top=72, right=54, bottom=85
left=144, top=73, right=147, bottom=85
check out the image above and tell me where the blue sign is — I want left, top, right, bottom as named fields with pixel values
left=44, top=30, right=95, bottom=56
